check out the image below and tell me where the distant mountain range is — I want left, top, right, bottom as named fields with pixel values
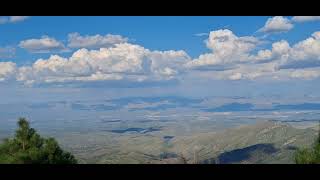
left=204, top=102, right=320, bottom=112
left=15, top=96, right=320, bottom=112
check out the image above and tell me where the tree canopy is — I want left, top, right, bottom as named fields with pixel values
left=0, top=118, right=77, bottom=164
left=295, top=122, right=320, bottom=164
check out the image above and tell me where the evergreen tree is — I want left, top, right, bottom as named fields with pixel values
left=295, top=121, right=320, bottom=164
left=0, top=118, right=77, bottom=164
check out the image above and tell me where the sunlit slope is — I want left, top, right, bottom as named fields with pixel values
left=61, top=121, right=317, bottom=164
left=170, top=121, right=317, bottom=164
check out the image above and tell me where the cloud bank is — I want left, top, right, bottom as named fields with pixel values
left=187, top=30, right=320, bottom=81
left=1, top=20, right=320, bottom=86
left=14, top=43, right=190, bottom=85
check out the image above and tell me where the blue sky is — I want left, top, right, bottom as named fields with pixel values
left=2, top=16, right=263, bottom=63
left=1, top=16, right=319, bottom=62
left=0, top=16, right=320, bottom=102
left=0, top=16, right=318, bottom=60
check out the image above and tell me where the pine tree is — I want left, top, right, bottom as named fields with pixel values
left=295, top=121, right=320, bottom=164
left=0, top=118, right=77, bottom=164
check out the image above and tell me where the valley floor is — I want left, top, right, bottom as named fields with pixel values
left=54, top=120, right=317, bottom=164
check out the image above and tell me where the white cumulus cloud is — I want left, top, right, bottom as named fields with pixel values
left=68, top=32, right=128, bottom=49
left=0, top=62, right=16, bottom=81
left=279, top=31, right=320, bottom=69
left=231, top=32, right=320, bottom=80
left=259, top=16, right=293, bottom=33
left=15, top=43, right=191, bottom=85
left=186, top=30, right=320, bottom=81
left=3, top=29, right=320, bottom=85
left=186, top=29, right=260, bottom=69
left=19, top=36, right=68, bottom=53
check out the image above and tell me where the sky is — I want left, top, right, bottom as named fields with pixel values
left=0, top=16, right=320, bottom=103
